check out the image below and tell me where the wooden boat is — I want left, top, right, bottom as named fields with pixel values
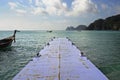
left=0, top=30, right=19, bottom=49
left=47, top=30, right=52, bottom=33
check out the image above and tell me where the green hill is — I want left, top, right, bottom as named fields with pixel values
left=87, top=14, right=120, bottom=30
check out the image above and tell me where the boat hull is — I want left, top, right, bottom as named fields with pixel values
left=0, top=39, right=13, bottom=49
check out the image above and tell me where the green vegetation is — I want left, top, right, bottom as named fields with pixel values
left=66, top=14, right=120, bottom=31
left=87, top=14, right=120, bottom=30
left=66, top=25, right=87, bottom=31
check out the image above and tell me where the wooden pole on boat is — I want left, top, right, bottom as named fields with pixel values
left=13, top=30, right=20, bottom=43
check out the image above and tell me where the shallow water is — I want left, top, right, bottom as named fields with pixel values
left=0, top=31, right=120, bottom=80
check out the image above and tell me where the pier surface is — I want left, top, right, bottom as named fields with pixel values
left=13, top=38, right=109, bottom=80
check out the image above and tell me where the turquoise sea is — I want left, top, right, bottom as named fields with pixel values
left=0, top=31, right=120, bottom=80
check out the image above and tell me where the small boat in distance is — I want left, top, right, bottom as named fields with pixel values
left=47, top=30, right=52, bottom=33
left=0, top=30, right=20, bottom=49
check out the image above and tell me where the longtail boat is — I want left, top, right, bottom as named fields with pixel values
left=47, top=30, right=52, bottom=33
left=0, top=30, right=19, bottom=49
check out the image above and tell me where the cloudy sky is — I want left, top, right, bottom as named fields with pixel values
left=0, top=0, right=120, bottom=30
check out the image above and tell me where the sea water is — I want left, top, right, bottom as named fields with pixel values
left=0, top=30, right=120, bottom=80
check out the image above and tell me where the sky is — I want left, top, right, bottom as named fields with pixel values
left=0, top=0, right=120, bottom=30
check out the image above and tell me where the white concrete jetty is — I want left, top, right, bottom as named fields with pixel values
left=13, top=38, right=109, bottom=80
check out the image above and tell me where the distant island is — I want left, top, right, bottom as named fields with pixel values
left=66, top=25, right=87, bottom=31
left=66, top=14, right=120, bottom=31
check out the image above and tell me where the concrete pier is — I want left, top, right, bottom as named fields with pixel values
left=13, top=38, right=109, bottom=80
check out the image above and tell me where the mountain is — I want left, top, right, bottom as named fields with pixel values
left=66, top=25, right=87, bottom=31
left=87, top=14, right=120, bottom=30
left=66, top=26, right=75, bottom=31
left=75, top=25, right=87, bottom=30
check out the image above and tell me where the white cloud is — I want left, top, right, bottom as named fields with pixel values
left=8, top=1, right=28, bottom=15
left=35, top=0, right=41, bottom=6
left=32, top=0, right=68, bottom=16
left=66, top=0, right=98, bottom=16
left=8, top=2, right=17, bottom=9
left=32, top=7, right=46, bottom=15
left=28, top=0, right=33, bottom=4
left=16, top=9, right=27, bottom=14
left=8, top=0, right=98, bottom=16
